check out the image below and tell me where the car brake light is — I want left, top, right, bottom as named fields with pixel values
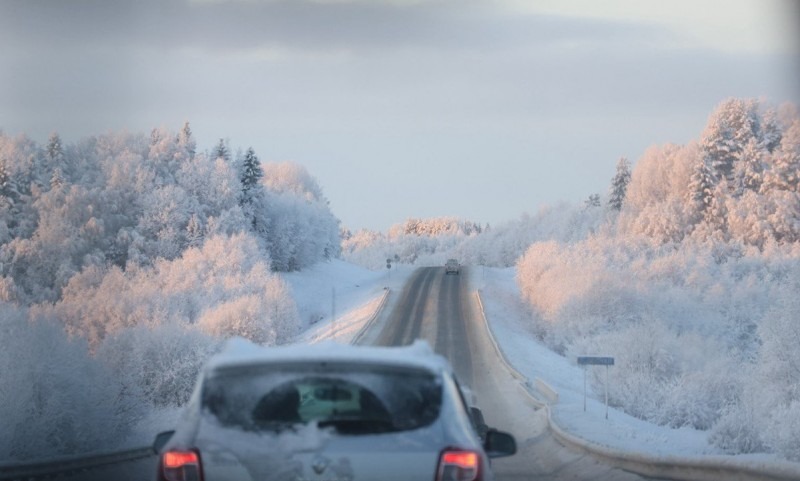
left=437, top=449, right=480, bottom=481
left=161, top=449, right=202, bottom=481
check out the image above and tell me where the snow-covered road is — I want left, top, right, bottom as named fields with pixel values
left=358, top=266, right=653, bottom=480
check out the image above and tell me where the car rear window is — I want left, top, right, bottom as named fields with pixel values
left=202, top=363, right=442, bottom=435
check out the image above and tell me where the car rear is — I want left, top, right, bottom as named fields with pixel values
left=159, top=357, right=483, bottom=481
left=445, top=259, right=460, bottom=275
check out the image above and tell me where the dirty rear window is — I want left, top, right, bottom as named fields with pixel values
left=202, top=363, right=442, bottom=435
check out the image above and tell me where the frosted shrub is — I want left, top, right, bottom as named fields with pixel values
left=745, top=280, right=800, bottom=460
left=0, top=304, right=139, bottom=461
left=763, top=401, right=800, bottom=461
left=661, top=356, right=738, bottom=430
left=569, top=322, right=680, bottom=422
left=710, top=395, right=765, bottom=454
left=97, top=324, right=220, bottom=408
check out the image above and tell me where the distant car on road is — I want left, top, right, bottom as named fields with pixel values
left=153, top=339, right=516, bottom=481
left=445, top=258, right=460, bottom=275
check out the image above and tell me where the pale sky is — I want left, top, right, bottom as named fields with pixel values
left=1, top=0, right=798, bottom=231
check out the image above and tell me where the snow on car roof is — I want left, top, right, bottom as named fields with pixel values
left=205, top=337, right=452, bottom=374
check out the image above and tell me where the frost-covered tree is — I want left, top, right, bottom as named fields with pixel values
left=176, top=121, right=196, bottom=160
left=148, top=127, right=182, bottom=184
left=731, top=138, right=764, bottom=196
left=687, top=156, right=715, bottom=224
left=213, top=138, right=230, bottom=162
left=45, top=132, right=63, bottom=165
left=44, top=132, right=67, bottom=183
left=186, top=213, right=204, bottom=248
left=701, top=98, right=762, bottom=188
left=762, top=120, right=800, bottom=193
left=262, top=161, right=325, bottom=203
left=49, top=167, right=65, bottom=190
left=608, top=157, right=631, bottom=211
left=0, top=304, right=141, bottom=460
left=760, top=108, right=783, bottom=153
left=97, top=324, right=219, bottom=408
left=584, top=193, right=601, bottom=209
left=0, top=124, right=347, bottom=462
left=239, top=147, right=263, bottom=206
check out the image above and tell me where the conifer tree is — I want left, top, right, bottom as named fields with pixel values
left=608, top=157, right=631, bottom=211
left=687, top=157, right=715, bottom=224
left=186, top=213, right=204, bottom=248
left=731, top=139, right=764, bottom=196
left=214, top=138, right=229, bottom=162
left=46, top=132, right=64, bottom=166
left=584, top=193, right=601, bottom=210
left=762, top=120, right=800, bottom=193
left=177, top=121, right=196, bottom=159
left=44, top=132, right=66, bottom=184
left=239, top=147, right=263, bottom=205
left=701, top=98, right=761, bottom=188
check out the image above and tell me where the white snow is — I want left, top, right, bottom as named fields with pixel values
left=142, top=259, right=794, bottom=468
left=207, top=336, right=450, bottom=373
left=286, top=261, right=726, bottom=459
left=470, top=265, right=792, bottom=465
left=291, top=260, right=797, bottom=467
left=283, top=259, right=414, bottom=345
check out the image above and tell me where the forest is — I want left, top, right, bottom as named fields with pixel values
left=0, top=124, right=339, bottom=459
left=516, top=99, right=800, bottom=461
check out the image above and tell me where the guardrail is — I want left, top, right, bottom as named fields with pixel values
left=0, top=446, right=152, bottom=481
left=473, top=289, right=800, bottom=481
left=351, top=287, right=390, bottom=345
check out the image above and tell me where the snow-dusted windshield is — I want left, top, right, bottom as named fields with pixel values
left=202, top=363, right=442, bottom=435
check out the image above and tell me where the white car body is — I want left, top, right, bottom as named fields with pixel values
left=154, top=339, right=515, bottom=481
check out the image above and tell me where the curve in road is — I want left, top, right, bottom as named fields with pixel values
left=362, top=266, right=661, bottom=481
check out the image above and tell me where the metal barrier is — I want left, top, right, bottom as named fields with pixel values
left=0, top=446, right=152, bottom=481
left=351, top=287, right=390, bottom=345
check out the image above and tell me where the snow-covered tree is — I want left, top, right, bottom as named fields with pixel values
left=687, top=156, right=715, bottom=224
left=44, top=132, right=67, bottom=183
left=239, top=147, right=263, bottom=206
left=262, top=161, right=325, bottom=203
left=731, top=138, right=764, bottom=196
left=701, top=98, right=762, bottom=188
left=762, top=120, right=800, bottom=193
left=176, top=121, right=196, bottom=160
left=0, top=304, right=141, bottom=460
left=213, top=138, right=230, bottom=162
left=608, top=157, right=631, bottom=211
left=186, top=213, right=204, bottom=248
left=584, top=193, right=601, bottom=209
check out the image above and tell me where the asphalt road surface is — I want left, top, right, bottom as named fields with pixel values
left=360, top=266, right=658, bottom=481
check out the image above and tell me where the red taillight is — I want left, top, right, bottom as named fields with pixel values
left=160, top=449, right=202, bottom=481
left=437, top=449, right=480, bottom=481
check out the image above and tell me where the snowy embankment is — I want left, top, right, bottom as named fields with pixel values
left=285, top=259, right=414, bottom=345
left=472, top=266, right=800, bottom=473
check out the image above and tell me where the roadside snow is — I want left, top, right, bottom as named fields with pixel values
left=283, top=259, right=414, bottom=345
left=471, top=265, right=789, bottom=464
left=139, top=260, right=790, bottom=467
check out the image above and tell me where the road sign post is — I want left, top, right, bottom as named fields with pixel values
left=577, top=356, right=615, bottom=419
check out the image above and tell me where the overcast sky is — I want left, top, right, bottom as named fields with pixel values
left=1, top=0, right=798, bottom=231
